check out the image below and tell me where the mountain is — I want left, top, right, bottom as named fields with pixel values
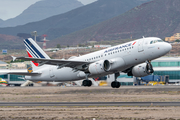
left=0, top=19, right=3, bottom=23
left=50, top=0, right=180, bottom=46
left=0, top=0, right=83, bottom=27
left=0, top=19, right=3, bottom=25
left=0, top=0, right=151, bottom=41
left=0, top=34, right=23, bottom=49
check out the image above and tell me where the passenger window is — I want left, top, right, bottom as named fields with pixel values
left=150, top=41, right=153, bottom=44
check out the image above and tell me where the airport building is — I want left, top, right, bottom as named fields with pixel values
left=0, top=71, right=26, bottom=86
left=165, top=33, right=180, bottom=42
left=0, top=61, right=27, bottom=86
left=0, top=61, right=8, bottom=69
left=152, top=57, right=180, bottom=83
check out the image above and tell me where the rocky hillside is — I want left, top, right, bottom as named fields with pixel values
left=50, top=0, right=180, bottom=46
left=0, top=34, right=24, bottom=49
left=0, top=0, right=151, bottom=41
left=0, top=0, right=83, bottom=27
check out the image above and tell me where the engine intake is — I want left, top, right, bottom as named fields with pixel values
left=88, top=60, right=111, bottom=75
left=130, top=63, right=154, bottom=77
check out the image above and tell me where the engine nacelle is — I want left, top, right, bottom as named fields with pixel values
left=108, top=57, right=125, bottom=71
left=88, top=60, right=111, bottom=75
left=131, top=63, right=154, bottom=77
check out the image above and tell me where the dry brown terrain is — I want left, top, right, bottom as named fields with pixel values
left=1, top=43, right=180, bottom=62
left=0, top=86, right=180, bottom=120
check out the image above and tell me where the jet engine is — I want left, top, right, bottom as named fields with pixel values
left=128, top=63, right=154, bottom=77
left=88, top=60, right=111, bottom=75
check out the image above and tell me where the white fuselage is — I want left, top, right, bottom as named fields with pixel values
left=25, top=37, right=172, bottom=82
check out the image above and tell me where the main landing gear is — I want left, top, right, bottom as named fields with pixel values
left=82, top=74, right=92, bottom=87
left=111, top=72, right=121, bottom=88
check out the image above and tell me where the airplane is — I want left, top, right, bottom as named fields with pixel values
left=11, top=37, right=172, bottom=88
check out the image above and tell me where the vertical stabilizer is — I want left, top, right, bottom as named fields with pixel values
left=24, top=38, right=50, bottom=70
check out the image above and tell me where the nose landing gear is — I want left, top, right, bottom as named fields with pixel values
left=146, top=60, right=154, bottom=73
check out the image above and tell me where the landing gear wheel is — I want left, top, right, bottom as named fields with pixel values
left=82, top=80, right=92, bottom=87
left=111, top=72, right=121, bottom=88
left=111, top=81, right=121, bottom=88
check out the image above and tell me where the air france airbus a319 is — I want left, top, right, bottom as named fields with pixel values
left=11, top=37, right=172, bottom=88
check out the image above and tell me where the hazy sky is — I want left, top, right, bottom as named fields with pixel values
left=0, top=0, right=97, bottom=20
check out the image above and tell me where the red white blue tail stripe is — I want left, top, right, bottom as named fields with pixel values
left=24, top=38, right=50, bottom=66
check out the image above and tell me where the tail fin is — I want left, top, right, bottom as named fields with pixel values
left=24, top=38, right=50, bottom=70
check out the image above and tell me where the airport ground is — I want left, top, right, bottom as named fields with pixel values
left=0, top=86, right=180, bottom=119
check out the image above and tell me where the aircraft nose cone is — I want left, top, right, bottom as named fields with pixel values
left=167, top=43, right=172, bottom=52
left=164, top=42, right=172, bottom=52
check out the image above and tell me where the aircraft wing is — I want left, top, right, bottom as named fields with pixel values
left=15, top=57, right=89, bottom=70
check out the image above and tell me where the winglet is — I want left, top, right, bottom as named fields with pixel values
left=12, top=56, right=17, bottom=61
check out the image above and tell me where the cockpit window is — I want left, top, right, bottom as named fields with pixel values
left=150, top=39, right=164, bottom=44
left=157, top=40, right=163, bottom=42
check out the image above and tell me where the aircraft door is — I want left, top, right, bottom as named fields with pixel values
left=138, top=39, right=144, bottom=52
left=49, top=67, right=55, bottom=78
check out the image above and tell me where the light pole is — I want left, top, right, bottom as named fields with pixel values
left=31, top=31, right=37, bottom=42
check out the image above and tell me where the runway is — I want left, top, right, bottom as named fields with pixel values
left=0, top=102, right=180, bottom=106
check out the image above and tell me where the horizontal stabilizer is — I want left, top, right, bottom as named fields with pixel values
left=7, top=72, right=41, bottom=76
left=11, top=56, right=17, bottom=61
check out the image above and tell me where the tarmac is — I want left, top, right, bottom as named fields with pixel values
left=0, top=102, right=180, bottom=106
left=0, top=85, right=180, bottom=119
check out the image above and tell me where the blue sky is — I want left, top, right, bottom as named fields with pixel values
left=0, top=0, right=97, bottom=20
